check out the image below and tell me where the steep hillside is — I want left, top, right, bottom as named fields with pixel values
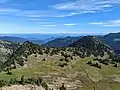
left=4, top=41, right=42, bottom=68
left=0, top=40, right=20, bottom=70
left=0, top=40, right=20, bottom=62
left=69, top=36, right=115, bottom=59
left=102, top=32, right=120, bottom=52
left=43, top=36, right=80, bottom=48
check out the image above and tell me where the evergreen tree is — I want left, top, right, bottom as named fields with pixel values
left=21, top=75, right=25, bottom=85
left=59, top=83, right=66, bottom=90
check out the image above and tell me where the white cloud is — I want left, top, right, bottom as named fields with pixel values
left=1, top=0, right=120, bottom=19
left=41, top=24, right=57, bottom=27
left=89, top=22, right=103, bottom=25
left=0, top=9, right=78, bottom=18
left=64, top=24, right=76, bottom=26
left=39, top=23, right=78, bottom=27
left=0, top=8, right=22, bottom=16
left=21, top=10, right=81, bottom=18
left=89, top=20, right=120, bottom=27
left=0, top=8, right=20, bottom=12
left=25, top=18, right=41, bottom=21
left=0, top=0, right=120, bottom=19
left=55, top=12, right=79, bottom=17
left=0, top=8, right=74, bottom=18
left=53, top=0, right=120, bottom=14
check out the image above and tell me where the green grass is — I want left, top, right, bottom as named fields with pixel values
left=0, top=56, right=120, bottom=90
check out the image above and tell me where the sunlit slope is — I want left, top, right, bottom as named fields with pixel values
left=1, top=56, right=120, bottom=90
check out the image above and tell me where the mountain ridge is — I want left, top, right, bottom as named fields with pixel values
left=43, top=36, right=81, bottom=48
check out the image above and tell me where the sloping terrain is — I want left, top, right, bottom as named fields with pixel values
left=43, top=36, right=81, bottom=48
left=4, top=41, right=41, bottom=68
left=69, top=36, right=115, bottom=59
left=0, top=36, right=120, bottom=90
left=4, top=36, right=115, bottom=69
left=4, top=36, right=118, bottom=69
left=0, top=40, right=20, bottom=70
left=1, top=56, right=120, bottom=90
left=102, top=32, right=120, bottom=53
left=43, top=33, right=120, bottom=55
left=0, top=40, right=20, bottom=63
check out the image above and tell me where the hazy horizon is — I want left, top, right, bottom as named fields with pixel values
left=0, top=31, right=118, bottom=34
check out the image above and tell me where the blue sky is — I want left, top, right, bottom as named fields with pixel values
left=0, top=0, right=120, bottom=34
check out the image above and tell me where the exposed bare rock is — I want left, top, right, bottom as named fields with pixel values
left=1, top=85, right=45, bottom=90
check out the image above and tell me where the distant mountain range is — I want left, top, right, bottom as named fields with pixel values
left=0, top=32, right=120, bottom=54
left=102, top=32, right=120, bottom=52
left=0, top=36, right=27, bottom=42
left=43, top=32, right=120, bottom=54
left=43, top=36, right=81, bottom=48
left=0, top=36, right=56, bottom=44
